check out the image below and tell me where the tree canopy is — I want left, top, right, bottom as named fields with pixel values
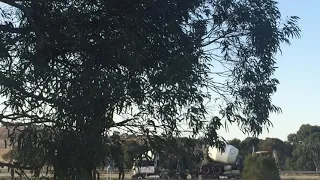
left=226, top=125, right=320, bottom=172
left=285, top=124, right=320, bottom=171
left=0, top=0, right=300, bottom=179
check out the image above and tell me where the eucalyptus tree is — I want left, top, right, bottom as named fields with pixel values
left=285, top=125, right=320, bottom=171
left=0, top=0, right=300, bottom=179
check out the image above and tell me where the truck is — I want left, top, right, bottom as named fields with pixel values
left=191, top=144, right=243, bottom=179
left=131, top=150, right=162, bottom=179
left=131, top=144, right=243, bottom=179
left=131, top=151, right=187, bottom=179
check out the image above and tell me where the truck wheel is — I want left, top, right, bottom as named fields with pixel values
left=212, top=165, right=223, bottom=175
left=201, top=166, right=211, bottom=175
left=160, top=174, right=170, bottom=180
left=136, top=175, right=144, bottom=179
left=179, top=172, right=187, bottom=179
left=172, top=174, right=181, bottom=180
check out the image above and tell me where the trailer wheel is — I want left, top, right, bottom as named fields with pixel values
left=212, top=165, right=223, bottom=175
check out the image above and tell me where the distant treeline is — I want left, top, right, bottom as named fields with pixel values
left=2, top=124, right=320, bottom=171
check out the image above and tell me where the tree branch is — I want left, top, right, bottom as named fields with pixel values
left=0, top=113, right=55, bottom=127
left=0, top=25, right=24, bottom=33
left=0, top=0, right=26, bottom=10
left=0, top=162, right=33, bottom=170
left=0, top=0, right=41, bottom=37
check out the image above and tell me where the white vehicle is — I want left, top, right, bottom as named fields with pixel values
left=131, top=150, right=187, bottom=180
left=192, top=144, right=243, bottom=179
left=131, top=144, right=243, bottom=179
left=132, top=151, right=160, bottom=179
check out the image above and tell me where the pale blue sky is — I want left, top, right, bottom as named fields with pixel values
left=218, top=0, right=320, bottom=141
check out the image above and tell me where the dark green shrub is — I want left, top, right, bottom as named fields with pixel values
left=242, top=154, right=280, bottom=180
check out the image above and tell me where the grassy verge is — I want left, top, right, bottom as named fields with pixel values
left=281, top=175, right=320, bottom=180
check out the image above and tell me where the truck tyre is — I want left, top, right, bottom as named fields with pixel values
left=212, top=165, right=223, bottom=175
left=135, top=175, right=144, bottom=179
left=160, top=174, right=170, bottom=180
left=201, top=166, right=211, bottom=175
left=179, top=172, right=188, bottom=179
left=172, top=174, right=181, bottom=180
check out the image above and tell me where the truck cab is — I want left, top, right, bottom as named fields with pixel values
left=131, top=150, right=187, bottom=180
left=132, top=159, right=157, bottom=179
left=131, top=151, right=160, bottom=179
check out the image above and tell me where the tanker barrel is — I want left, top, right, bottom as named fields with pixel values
left=207, top=144, right=239, bottom=164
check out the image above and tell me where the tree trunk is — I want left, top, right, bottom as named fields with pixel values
left=312, top=160, right=320, bottom=171
left=10, top=168, right=14, bottom=180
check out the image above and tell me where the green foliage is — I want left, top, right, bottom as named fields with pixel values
left=226, top=137, right=293, bottom=170
left=242, top=154, right=280, bottom=180
left=228, top=138, right=241, bottom=149
left=296, top=125, right=320, bottom=142
left=238, top=137, right=260, bottom=157
left=258, top=138, right=292, bottom=169
left=167, top=137, right=203, bottom=170
left=0, top=0, right=300, bottom=179
left=303, top=132, right=320, bottom=171
left=285, top=124, right=320, bottom=171
left=284, top=158, right=294, bottom=170
left=122, top=140, right=146, bottom=169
